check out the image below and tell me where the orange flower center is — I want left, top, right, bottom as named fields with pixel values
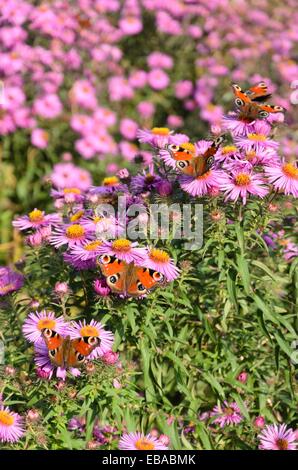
left=247, top=133, right=267, bottom=141
left=222, top=145, right=237, bottom=154
left=0, top=283, right=15, bottom=295
left=149, top=248, right=169, bottom=263
left=181, top=142, right=195, bottom=153
left=276, top=439, right=289, bottom=450
left=29, top=209, right=44, bottom=222
left=135, top=438, right=155, bottom=450
left=66, top=224, right=85, bottom=239
left=151, top=127, right=170, bottom=136
left=112, top=239, right=131, bottom=252
left=80, top=325, right=99, bottom=337
left=0, top=410, right=15, bottom=426
left=224, top=407, right=234, bottom=416
left=246, top=150, right=257, bottom=161
left=102, top=176, right=119, bottom=186
left=84, top=241, right=102, bottom=251
left=37, top=318, right=56, bottom=331
left=70, top=210, right=85, bottom=222
left=63, top=188, right=81, bottom=194
left=235, top=173, right=251, bottom=186
left=282, top=163, right=298, bottom=179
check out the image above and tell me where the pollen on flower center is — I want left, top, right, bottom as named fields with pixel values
left=80, top=326, right=99, bottom=337
left=93, top=216, right=103, bottom=223
left=282, top=163, right=298, bottom=179
left=149, top=248, right=170, bottom=263
left=222, top=145, right=237, bottom=154
left=181, top=142, right=195, bottom=153
left=63, top=188, right=81, bottom=194
left=0, top=410, right=15, bottom=426
left=112, top=239, right=132, bottom=252
left=29, top=209, right=44, bottom=222
left=37, top=318, right=56, bottom=330
left=70, top=210, right=85, bottom=222
left=247, top=133, right=267, bottom=141
left=151, top=127, right=170, bottom=135
left=276, top=438, right=289, bottom=450
left=246, top=150, right=257, bottom=161
left=103, top=176, right=119, bottom=186
left=66, top=224, right=85, bottom=239
left=235, top=173, right=251, bottom=186
left=224, top=407, right=234, bottom=416
left=135, top=438, right=155, bottom=450
left=84, top=241, right=102, bottom=251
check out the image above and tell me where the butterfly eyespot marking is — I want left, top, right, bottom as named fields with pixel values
left=42, top=328, right=55, bottom=338
left=99, top=254, right=111, bottom=264
left=207, top=156, right=215, bottom=167
left=76, top=352, right=85, bottom=363
left=232, top=84, right=241, bottom=91
left=108, top=274, right=119, bottom=284
left=273, top=106, right=284, bottom=112
left=87, top=336, right=99, bottom=346
left=49, top=349, right=57, bottom=358
left=235, top=97, right=244, bottom=107
left=152, top=271, right=164, bottom=282
left=258, top=110, right=269, bottom=118
left=176, top=160, right=189, bottom=169
left=167, top=144, right=180, bottom=151
left=137, top=281, right=146, bottom=292
left=214, top=136, right=224, bottom=146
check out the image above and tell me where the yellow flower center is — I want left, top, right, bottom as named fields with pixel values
left=222, top=145, right=237, bottom=154
left=135, top=438, right=155, bottom=450
left=247, top=133, right=267, bottom=141
left=276, top=439, right=289, bottom=450
left=149, top=248, right=170, bottom=263
left=80, top=326, right=99, bottom=337
left=84, top=241, right=102, bottom=251
left=37, top=318, right=56, bottom=331
left=29, top=209, right=44, bottom=222
left=93, top=216, right=103, bottom=223
left=0, top=410, right=15, bottom=426
left=235, top=173, right=251, bottom=186
left=66, top=224, right=85, bottom=239
left=63, top=188, right=81, bottom=194
left=282, top=163, right=298, bottom=179
left=0, top=284, right=14, bottom=294
left=70, top=210, right=85, bottom=222
left=151, top=127, right=170, bottom=135
left=246, top=150, right=257, bottom=161
left=181, top=142, right=195, bottom=153
left=102, top=176, right=119, bottom=186
left=112, top=239, right=132, bottom=252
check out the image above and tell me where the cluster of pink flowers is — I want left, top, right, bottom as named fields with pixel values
left=0, top=0, right=297, bottom=165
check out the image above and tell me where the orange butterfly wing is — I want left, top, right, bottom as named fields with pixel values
left=126, top=266, right=165, bottom=297
left=97, top=254, right=127, bottom=294
left=245, top=82, right=271, bottom=102
left=41, top=329, right=65, bottom=367
left=66, top=337, right=100, bottom=368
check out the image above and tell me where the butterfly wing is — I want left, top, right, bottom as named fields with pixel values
left=41, top=328, right=65, bottom=367
left=97, top=254, right=127, bottom=294
left=245, top=82, right=271, bottom=102
left=126, top=265, right=165, bottom=297
left=65, top=336, right=100, bottom=368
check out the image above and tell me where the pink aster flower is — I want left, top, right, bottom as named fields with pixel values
left=31, top=128, right=49, bottom=149
left=50, top=223, right=91, bottom=248
left=68, top=240, right=103, bottom=262
left=93, top=278, right=111, bottom=297
left=22, top=310, right=69, bottom=344
left=264, top=162, right=298, bottom=197
left=137, top=127, right=189, bottom=149
left=68, top=320, right=114, bottom=359
left=97, top=239, right=147, bottom=265
left=119, top=432, right=168, bottom=450
left=0, top=267, right=23, bottom=296
left=119, top=16, right=143, bottom=35
left=258, top=424, right=297, bottom=450
left=142, top=248, right=180, bottom=282
left=179, top=169, right=224, bottom=197
left=220, top=169, right=269, bottom=204
left=147, top=68, right=169, bottom=90
left=13, top=208, right=60, bottom=231
left=131, top=166, right=162, bottom=194
left=211, top=401, right=244, bottom=427
left=0, top=405, right=24, bottom=443
left=223, top=113, right=271, bottom=137
left=235, top=121, right=279, bottom=151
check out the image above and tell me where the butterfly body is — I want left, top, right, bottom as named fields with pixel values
left=232, top=82, right=284, bottom=120
left=97, top=255, right=165, bottom=297
left=41, top=328, right=99, bottom=368
left=166, top=137, right=224, bottom=177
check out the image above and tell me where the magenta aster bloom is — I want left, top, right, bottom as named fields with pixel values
left=258, top=424, right=297, bottom=450
left=264, top=162, right=298, bottom=197
left=97, top=239, right=147, bottom=264
left=50, top=223, right=92, bottom=248
left=179, top=169, right=224, bottom=197
left=211, top=401, right=244, bottom=427
left=0, top=267, right=23, bottom=296
left=142, top=248, right=180, bottom=282
left=220, top=169, right=269, bottom=204
left=63, top=253, right=97, bottom=270
left=222, top=113, right=270, bottom=137
left=22, top=310, right=69, bottom=344
left=0, top=405, right=24, bottom=443
left=131, top=166, right=162, bottom=194
left=119, top=432, right=168, bottom=450
left=68, top=240, right=103, bottom=262
left=93, top=278, right=111, bottom=297
left=137, top=127, right=189, bottom=149
left=51, top=187, right=85, bottom=204
left=13, top=208, right=61, bottom=231
left=235, top=121, right=279, bottom=152
left=283, top=242, right=298, bottom=261
left=68, top=320, right=114, bottom=360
